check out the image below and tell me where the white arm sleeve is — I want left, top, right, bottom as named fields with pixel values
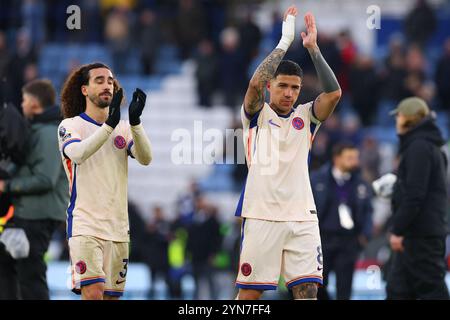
left=63, top=124, right=113, bottom=165
left=130, top=123, right=152, bottom=165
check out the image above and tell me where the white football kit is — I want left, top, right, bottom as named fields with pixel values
left=58, top=112, right=151, bottom=296
left=235, top=102, right=324, bottom=290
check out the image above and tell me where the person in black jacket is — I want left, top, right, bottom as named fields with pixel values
left=311, top=142, right=373, bottom=300
left=186, top=197, right=222, bottom=300
left=386, top=97, right=449, bottom=300
left=0, top=79, right=67, bottom=300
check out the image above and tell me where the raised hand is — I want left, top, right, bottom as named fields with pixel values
left=278, top=5, right=298, bottom=51
left=128, top=88, right=147, bottom=126
left=301, top=12, right=318, bottom=50
left=283, top=5, right=298, bottom=20
left=105, top=88, right=122, bottom=129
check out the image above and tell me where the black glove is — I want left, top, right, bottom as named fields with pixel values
left=128, top=88, right=147, bottom=126
left=105, top=88, right=123, bottom=129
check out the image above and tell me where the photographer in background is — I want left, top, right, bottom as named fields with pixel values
left=0, top=79, right=68, bottom=300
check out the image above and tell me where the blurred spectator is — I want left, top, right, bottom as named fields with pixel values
left=309, top=131, right=331, bottom=171
left=175, top=0, right=206, bottom=60
left=186, top=198, right=222, bottom=300
left=128, top=201, right=148, bottom=263
left=226, top=119, right=247, bottom=192
left=176, top=180, right=201, bottom=226
left=435, top=38, right=450, bottom=111
left=405, top=44, right=426, bottom=75
left=146, top=206, right=172, bottom=299
left=404, top=0, right=437, bottom=47
left=340, top=113, right=364, bottom=146
left=349, top=55, right=381, bottom=126
left=321, top=113, right=343, bottom=148
left=168, top=212, right=189, bottom=299
left=221, top=219, right=242, bottom=275
left=336, top=30, right=357, bottom=93
left=318, top=33, right=342, bottom=80
left=138, top=8, right=160, bottom=75
left=218, top=27, right=246, bottom=109
left=7, top=28, right=38, bottom=108
left=44, top=0, right=74, bottom=42
left=360, top=136, right=381, bottom=183
left=21, top=0, right=45, bottom=48
left=0, top=79, right=67, bottom=299
left=195, top=39, right=218, bottom=107
left=0, top=32, right=10, bottom=82
left=77, top=0, right=104, bottom=43
left=380, top=35, right=407, bottom=101
left=401, top=45, right=429, bottom=101
left=312, top=142, right=373, bottom=300
left=99, top=0, right=137, bottom=11
left=238, top=11, right=262, bottom=72
left=0, top=80, right=30, bottom=164
left=0, top=1, right=21, bottom=31
left=296, top=73, right=320, bottom=105
left=104, top=6, right=132, bottom=74
left=269, top=10, right=282, bottom=48
left=23, top=63, right=39, bottom=83
left=285, top=39, right=314, bottom=75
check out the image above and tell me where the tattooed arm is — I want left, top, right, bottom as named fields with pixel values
left=243, top=6, right=297, bottom=116
left=244, top=48, right=286, bottom=116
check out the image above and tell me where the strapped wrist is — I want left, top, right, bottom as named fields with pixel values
left=276, top=38, right=291, bottom=52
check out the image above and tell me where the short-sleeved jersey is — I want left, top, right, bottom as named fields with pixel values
left=58, top=113, right=134, bottom=242
left=235, top=102, right=321, bottom=222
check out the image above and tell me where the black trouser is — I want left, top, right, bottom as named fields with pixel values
left=191, top=262, right=217, bottom=300
left=147, top=266, right=171, bottom=299
left=0, top=218, right=62, bottom=300
left=318, top=233, right=360, bottom=300
left=386, top=237, right=449, bottom=300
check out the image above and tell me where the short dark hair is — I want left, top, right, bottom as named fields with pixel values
left=273, top=60, right=303, bottom=79
left=332, top=141, right=357, bottom=158
left=22, top=79, right=56, bottom=108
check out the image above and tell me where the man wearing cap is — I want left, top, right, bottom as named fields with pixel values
left=386, top=97, right=449, bottom=299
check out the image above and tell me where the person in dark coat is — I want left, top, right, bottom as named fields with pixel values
left=146, top=206, right=171, bottom=299
left=386, top=97, right=449, bottom=300
left=404, top=0, right=436, bottom=48
left=311, top=142, right=373, bottom=300
left=0, top=79, right=67, bottom=300
left=186, top=197, right=222, bottom=300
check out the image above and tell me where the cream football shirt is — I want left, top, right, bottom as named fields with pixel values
left=235, top=102, right=321, bottom=222
left=58, top=113, right=134, bottom=242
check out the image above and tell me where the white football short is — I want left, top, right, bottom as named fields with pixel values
left=236, top=218, right=323, bottom=290
left=69, top=235, right=129, bottom=297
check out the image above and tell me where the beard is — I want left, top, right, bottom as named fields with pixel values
left=88, top=93, right=110, bottom=108
left=346, top=166, right=360, bottom=174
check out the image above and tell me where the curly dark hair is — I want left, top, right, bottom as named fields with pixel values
left=60, top=62, right=121, bottom=119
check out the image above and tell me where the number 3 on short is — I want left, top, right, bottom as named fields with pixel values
left=119, top=259, right=129, bottom=278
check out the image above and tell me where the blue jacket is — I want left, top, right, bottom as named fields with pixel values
left=311, top=164, right=373, bottom=239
